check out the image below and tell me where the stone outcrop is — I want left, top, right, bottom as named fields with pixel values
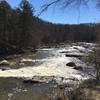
left=66, top=62, right=76, bottom=67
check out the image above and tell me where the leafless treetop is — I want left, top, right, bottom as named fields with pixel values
left=39, top=0, right=99, bottom=15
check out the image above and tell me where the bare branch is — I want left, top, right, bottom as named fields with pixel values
left=38, top=0, right=91, bottom=16
left=38, top=0, right=61, bottom=16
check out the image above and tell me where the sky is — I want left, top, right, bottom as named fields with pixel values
left=7, top=0, right=100, bottom=24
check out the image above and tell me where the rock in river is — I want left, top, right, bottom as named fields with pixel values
left=0, top=67, right=11, bottom=71
left=74, top=66, right=83, bottom=71
left=0, top=60, right=10, bottom=66
left=66, top=62, right=76, bottom=67
left=23, top=79, right=39, bottom=84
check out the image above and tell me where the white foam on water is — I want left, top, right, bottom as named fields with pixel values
left=0, top=43, right=95, bottom=83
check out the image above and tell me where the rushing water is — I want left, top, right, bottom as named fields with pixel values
left=0, top=48, right=59, bottom=100
left=0, top=43, right=96, bottom=100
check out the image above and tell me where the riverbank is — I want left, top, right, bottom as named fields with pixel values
left=44, top=79, right=100, bottom=100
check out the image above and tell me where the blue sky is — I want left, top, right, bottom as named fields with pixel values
left=7, top=0, right=100, bottom=24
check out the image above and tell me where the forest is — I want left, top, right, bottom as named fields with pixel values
left=0, top=0, right=100, bottom=55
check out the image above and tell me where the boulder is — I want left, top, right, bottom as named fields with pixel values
left=0, top=67, right=11, bottom=71
left=0, top=60, right=10, bottom=66
left=20, top=59, right=35, bottom=66
left=66, top=62, right=76, bottom=67
left=0, top=60, right=16, bottom=66
left=74, top=66, right=83, bottom=71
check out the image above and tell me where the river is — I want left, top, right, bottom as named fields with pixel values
left=0, top=42, right=96, bottom=100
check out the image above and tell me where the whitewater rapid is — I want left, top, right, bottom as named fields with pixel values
left=0, top=43, right=96, bottom=83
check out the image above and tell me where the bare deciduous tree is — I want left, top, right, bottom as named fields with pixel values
left=40, top=0, right=86, bottom=12
left=39, top=0, right=100, bottom=15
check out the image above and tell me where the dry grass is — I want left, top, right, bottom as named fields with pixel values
left=72, top=86, right=100, bottom=100
left=41, top=80, right=100, bottom=100
left=72, top=80, right=100, bottom=100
